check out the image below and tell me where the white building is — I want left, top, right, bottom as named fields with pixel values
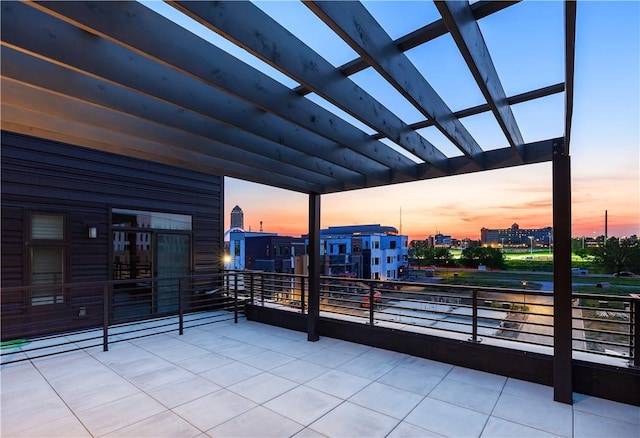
left=319, top=224, right=408, bottom=281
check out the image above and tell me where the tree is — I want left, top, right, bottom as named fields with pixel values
left=408, top=240, right=431, bottom=267
left=460, top=247, right=506, bottom=269
left=592, top=238, right=640, bottom=275
left=433, top=247, right=455, bottom=267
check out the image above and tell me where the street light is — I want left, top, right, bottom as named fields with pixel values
left=528, top=236, right=534, bottom=255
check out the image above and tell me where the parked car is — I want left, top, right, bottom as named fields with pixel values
left=572, top=268, right=588, bottom=275
left=614, top=271, right=635, bottom=277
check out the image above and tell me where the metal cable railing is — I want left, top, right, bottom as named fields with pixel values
left=1, top=271, right=637, bottom=368
left=0, top=273, right=243, bottom=365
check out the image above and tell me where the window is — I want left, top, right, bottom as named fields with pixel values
left=373, top=257, right=380, bottom=265
left=30, top=214, right=65, bottom=305
left=387, top=256, right=393, bottom=263
left=233, top=240, right=241, bottom=257
left=373, top=240, right=380, bottom=249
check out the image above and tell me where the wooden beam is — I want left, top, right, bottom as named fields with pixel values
left=30, top=1, right=417, bottom=180
left=306, top=0, right=484, bottom=164
left=172, top=1, right=449, bottom=170
left=564, top=0, right=577, bottom=155
left=436, top=0, right=525, bottom=160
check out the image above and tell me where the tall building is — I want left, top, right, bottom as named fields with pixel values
left=481, top=223, right=553, bottom=247
left=230, top=205, right=244, bottom=230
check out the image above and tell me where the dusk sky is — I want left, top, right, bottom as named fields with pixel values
left=157, top=1, right=640, bottom=241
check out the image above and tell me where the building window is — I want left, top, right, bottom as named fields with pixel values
left=30, top=214, right=65, bottom=305
left=373, top=241, right=380, bottom=249
left=233, top=240, right=241, bottom=257
left=373, top=257, right=380, bottom=265
left=387, top=256, right=393, bottom=263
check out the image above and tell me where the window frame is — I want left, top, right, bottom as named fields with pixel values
left=26, top=212, right=69, bottom=306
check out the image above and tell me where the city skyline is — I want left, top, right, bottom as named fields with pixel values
left=215, top=1, right=638, bottom=242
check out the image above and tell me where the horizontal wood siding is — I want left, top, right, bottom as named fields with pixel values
left=1, top=131, right=223, bottom=336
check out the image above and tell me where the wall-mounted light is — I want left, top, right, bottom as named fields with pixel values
left=87, top=223, right=98, bottom=238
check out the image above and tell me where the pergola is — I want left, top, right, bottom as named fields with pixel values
left=1, top=1, right=576, bottom=402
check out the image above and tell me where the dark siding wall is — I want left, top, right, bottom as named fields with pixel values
left=1, top=130, right=222, bottom=294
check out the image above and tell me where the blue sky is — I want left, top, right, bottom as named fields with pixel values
left=143, top=1, right=639, bottom=240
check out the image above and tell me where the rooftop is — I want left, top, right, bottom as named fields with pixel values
left=2, top=314, right=637, bottom=437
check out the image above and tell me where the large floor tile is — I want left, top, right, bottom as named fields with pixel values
left=404, top=397, right=489, bottom=437
left=305, top=369, right=372, bottom=399
left=340, top=355, right=396, bottom=380
left=74, top=392, right=167, bottom=437
left=228, top=372, right=298, bottom=404
left=445, top=366, right=507, bottom=392
left=349, top=381, right=424, bottom=419
left=146, top=374, right=221, bottom=408
left=207, top=405, right=304, bottom=437
left=198, top=361, right=263, bottom=387
left=573, top=393, right=640, bottom=425
left=124, top=363, right=195, bottom=390
left=377, top=366, right=443, bottom=395
left=573, top=410, right=639, bottom=438
left=387, top=421, right=443, bottom=437
left=55, top=377, right=141, bottom=412
left=173, top=389, right=256, bottom=431
left=429, top=378, right=501, bottom=414
left=481, top=416, right=562, bottom=437
left=301, top=349, right=357, bottom=368
left=217, top=342, right=267, bottom=360
left=359, top=347, right=408, bottom=366
left=309, top=401, right=399, bottom=438
left=239, top=349, right=295, bottom=371
left=105, top=410, right=202, bottom=437
left=502, top=378, right=554, bottom=401
left=398, top=356, right=454, bottom=377
left=3, top=413, right=91, bottom=438
left=264, top=386, right=342, bottom=426
left=270, top=359, right=330, bottom=384
left=174, top=351, right=235, bottom=374
left=1, top=395, right=77, bottom=436
left=492, top=392, right=573, bottom=437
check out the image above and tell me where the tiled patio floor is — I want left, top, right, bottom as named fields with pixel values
left=1, top=316, right=638, bottom=437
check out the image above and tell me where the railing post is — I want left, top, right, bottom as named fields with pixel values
left=369, top=284, right=375, bottom=326
left=250, top=272, right=255, bottom=305
left=178, top=278, right=184, bottom=336
left=261, top=274, right=265, bottom=307
left=469, top=289, right=479, bottom=343
left=631, top=294, right=640, bottom=367
left=301, top=276, right=306, bottom=315
left=234, top=273, right=239, bottom=323
left=102, top=284, right=109, bottom=352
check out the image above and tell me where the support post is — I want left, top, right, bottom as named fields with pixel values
left=102, top=284, right=109, bottom=352
left=301, top=276, right=306, bottom=315
left=552, top=140, right=573, bottom=404
left=178, top=278, right=184, bottom=335
left=469, top=290, right=479, bottom=343
left=307, top=193, right=321, bottom=341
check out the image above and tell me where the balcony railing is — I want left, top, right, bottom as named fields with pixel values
left=2, top=271, right=638, bottom=370
left=0, top=273, right=243, bottom=365
left=232, top=271, right=638, bottom=368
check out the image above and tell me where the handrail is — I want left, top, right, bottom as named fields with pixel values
left=2, top=271, right=636, bottom=368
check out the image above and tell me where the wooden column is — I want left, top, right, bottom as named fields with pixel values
left=552, top=140, right=573, bottom=404
left=307, top=193, right=321, bottom=341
